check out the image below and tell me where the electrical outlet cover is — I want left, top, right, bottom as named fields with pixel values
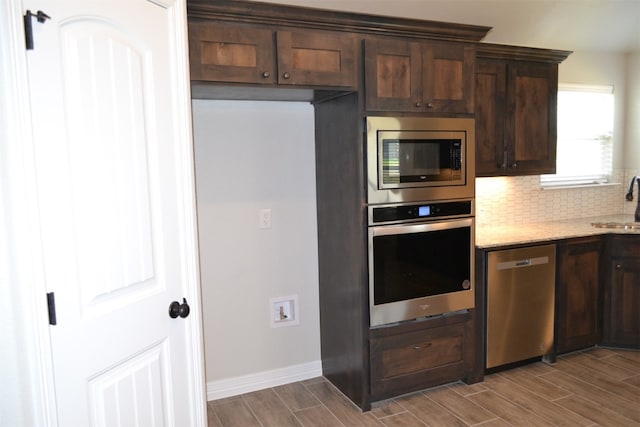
left=259, top=208, right=272, bottom=229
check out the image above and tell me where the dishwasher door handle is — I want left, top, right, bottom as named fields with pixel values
left=497, top=256, right=550, bottom=270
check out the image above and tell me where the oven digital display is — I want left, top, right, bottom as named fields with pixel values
left=418, top=206, right=431, bottom=217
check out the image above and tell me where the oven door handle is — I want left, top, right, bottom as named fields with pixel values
left=370, top=217, right=473, bottom=237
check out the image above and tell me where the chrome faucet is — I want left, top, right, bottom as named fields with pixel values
left=625, top=175, right=640, bottom=222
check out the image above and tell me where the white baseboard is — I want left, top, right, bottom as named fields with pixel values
left=206, top=360, right=323, bottom=401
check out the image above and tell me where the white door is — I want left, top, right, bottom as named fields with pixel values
left=24, top=0, right=206, bottom=425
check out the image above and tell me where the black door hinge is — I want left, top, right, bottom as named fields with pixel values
left=24, top=10, right=50, bottom=50
left=47, top=292, right=57, bottom=325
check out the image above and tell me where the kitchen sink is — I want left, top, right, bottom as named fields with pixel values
left=590, top=222, right=640, bottom=230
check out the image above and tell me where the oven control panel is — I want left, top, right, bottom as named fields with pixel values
left=370, top=200, right=472, bottom=225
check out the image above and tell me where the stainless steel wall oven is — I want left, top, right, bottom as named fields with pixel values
left=368, top=200, right=475, bottom=326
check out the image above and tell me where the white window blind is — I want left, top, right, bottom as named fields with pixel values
left=541, top=83, right=614, bottom=187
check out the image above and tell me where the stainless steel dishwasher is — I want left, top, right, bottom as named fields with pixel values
left=486, top=244, right=556, bottom=369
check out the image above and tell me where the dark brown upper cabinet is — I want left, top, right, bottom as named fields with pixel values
left=189, top=22, right=357, bottom=88
left=365, top=39, right=475, bottom=114
left=475, top=61, right=506, bottom=175
left=189, top=23, right=274, bottom=84
left=475, top=44, right=571, bottom=176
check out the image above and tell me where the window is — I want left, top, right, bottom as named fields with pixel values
left=540, top=84, right=614, bottom=187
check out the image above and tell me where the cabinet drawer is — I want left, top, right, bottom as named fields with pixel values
left=376, top=331, right=463, bottom=378
left=370, top=320, right=467, bottom=400
left=609, top=235, right=640, bottom=258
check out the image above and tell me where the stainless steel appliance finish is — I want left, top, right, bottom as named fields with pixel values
left=486, top=244, right=556, bottom=369
left=366, top=116, right=475, bottom=205
left=368, top=201, right=475, bottom=326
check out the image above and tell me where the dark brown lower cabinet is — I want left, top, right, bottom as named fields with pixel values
left=369, top=311, right=476, bottom=401
left=604, top=235, right=640, bottom=348
left=555, top=234, right=640, bottom=353
left=555, top=237, right=602, bottom=354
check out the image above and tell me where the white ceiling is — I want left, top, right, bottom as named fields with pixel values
left=253, top=0, right=640, bottom=53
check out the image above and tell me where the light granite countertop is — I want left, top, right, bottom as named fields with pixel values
left=476, top=214, right=640, bottom=249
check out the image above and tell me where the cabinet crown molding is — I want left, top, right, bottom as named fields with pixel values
left=188, top=0, right=491, bottom=43
left=477, top=43, right=572, bottom=63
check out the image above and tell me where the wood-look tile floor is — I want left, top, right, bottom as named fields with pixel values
left=207, top=347, right=640, bottom=426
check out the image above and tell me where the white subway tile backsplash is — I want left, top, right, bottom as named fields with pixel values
left=476, top=169, right=635, bottom=225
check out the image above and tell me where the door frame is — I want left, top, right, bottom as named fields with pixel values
left=0, top=1, right=206, bottom=425
left=0, top=1, right=56, bottom=424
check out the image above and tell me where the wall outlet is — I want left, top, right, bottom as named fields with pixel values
left=269, top=295, right=299, bottom=328
left=259, top=208, right=272, bottom=229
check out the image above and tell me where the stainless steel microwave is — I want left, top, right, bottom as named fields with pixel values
left=366, top=116, right=475, bottom=204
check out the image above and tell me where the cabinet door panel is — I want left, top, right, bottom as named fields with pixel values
left=277, top=31, right=356, bottom=87
left=506, top=62, right=557, bottom=174
left=556, top=238, right=601, bottom=354
left=189, top=23, right=276, bottom=84
left=364, top=39, right=422, bottom=111
left=609, top=259, right=640, bottom=347
left=379, top=334, right=463, bottom=379
left=475, top=60, right=506, bottom=176
left=423, top=43, right=475, bottom=113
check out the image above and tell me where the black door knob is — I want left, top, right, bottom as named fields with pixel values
left=169, top=298, right=190, bottom=319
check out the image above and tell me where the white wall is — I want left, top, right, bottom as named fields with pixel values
left=192, top=100, right=321, bottom=395
left=624, top=52, right=640, bottom=171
